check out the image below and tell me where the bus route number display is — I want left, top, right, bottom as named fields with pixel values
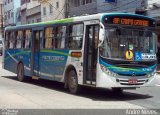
left=113, top=18, right=149, bottom=26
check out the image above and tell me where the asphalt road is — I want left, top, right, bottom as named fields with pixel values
left=0, top=56, right=160, bottom=114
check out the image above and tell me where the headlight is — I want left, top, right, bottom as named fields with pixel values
left=148, top=70, right=156, bottom=78
left=100, top=64, right=117, bottom=77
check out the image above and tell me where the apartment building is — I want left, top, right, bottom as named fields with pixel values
left=40, top=0, right=66, bottom=21
left=20, top=0, right=41, bottom=24
left=68, top=0, right=97, bottom=17
left=97, top=0, right=146, bottom=14
left=26, top=0, right=41, bottom=24
left=3, top=0, right=20, bottom=26
left=68, top=0, right=146, bottom=17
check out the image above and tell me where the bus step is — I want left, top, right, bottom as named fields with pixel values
left=32, top=76, right=39, bottom=80
left=84, top=83, right=96, bottom=87
left=85, top=81, right=96, bottom=86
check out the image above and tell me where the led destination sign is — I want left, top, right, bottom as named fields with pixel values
left=113, top=18, right=149, bottom=26
left=103, top=15, right=156, bottom=27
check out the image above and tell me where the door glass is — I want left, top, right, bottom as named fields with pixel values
left=86, top=25, right=99, bottom=82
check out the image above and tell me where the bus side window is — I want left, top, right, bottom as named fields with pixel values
left=9, top=32, right=15, bottom=49
left=68, top=24, right=83, bottom=50
left=54, top=26, right=67, bottom=49
left=25, top=30, right=31, bottom=49
left=5, top=32, right=10, bottom=49
left=44, top=27, right=53, bottom=49
left=16, top=30, right=23, bottom=49
left=22, top=30, right=26, bottom=48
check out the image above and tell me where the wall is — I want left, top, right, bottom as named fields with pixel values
left=69, top=0, right=97, bottom=17
left=41, top=0, right=65, bottom=21
left=97, top=0, right=145, bottom=13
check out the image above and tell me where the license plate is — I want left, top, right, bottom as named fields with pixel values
left=128, top=79, right=138, bottom=84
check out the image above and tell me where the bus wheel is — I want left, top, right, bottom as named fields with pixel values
left=68, top=70, right=79, bottom=94
left=17, top=63, right=26, bottom=82
left=112, top=88, right=123, bottom=94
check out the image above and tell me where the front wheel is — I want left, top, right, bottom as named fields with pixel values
left=68, top=70, right=79, bottom=94
left=17, top=63, right=26, bottom=82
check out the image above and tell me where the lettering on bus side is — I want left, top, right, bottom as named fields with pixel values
left=42, top=56, right=65, bottom=62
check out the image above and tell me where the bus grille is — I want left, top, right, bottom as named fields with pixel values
left=117, top=73, right=147, bottom=77
left=117, top=79, right=147, bottom=86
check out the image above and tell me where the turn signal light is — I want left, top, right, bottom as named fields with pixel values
left=71, top=52, right=82, bottom=58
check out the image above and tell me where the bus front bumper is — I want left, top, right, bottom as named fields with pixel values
left=96, top=69, right=159, bottom=88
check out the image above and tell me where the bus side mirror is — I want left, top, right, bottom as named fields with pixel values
left=98, top=23, right=105, bottom=47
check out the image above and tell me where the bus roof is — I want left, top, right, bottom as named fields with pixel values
left=5, top=12, right=155, bottom=31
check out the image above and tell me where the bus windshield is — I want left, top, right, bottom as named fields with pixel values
left=100, top=27, right=157, bottom=60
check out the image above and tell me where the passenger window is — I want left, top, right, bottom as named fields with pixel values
left=25, top=30, right=31, bottom=48
left=16, top=31, right=23, bottom=48
left=68, top=24, right=83, bottom=50
left=55, top=26, right=67, bottom=49
left=5, top=32, right=10, bottom=49
left=9, top=32, right=15, bottom=48
left=44, top=27, right=54, bottom=49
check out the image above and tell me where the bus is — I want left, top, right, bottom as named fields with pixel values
left=3, top=13, right=157, bottom=94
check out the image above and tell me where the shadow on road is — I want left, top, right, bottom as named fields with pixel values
left=2, top=76, right=153, bottom=101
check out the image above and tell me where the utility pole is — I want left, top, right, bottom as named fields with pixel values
left=65, top=0, right=69, bottom=18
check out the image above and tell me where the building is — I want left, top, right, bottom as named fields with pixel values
left=26, top=0, right=41, bottom=24
left=20, top=0, right=41, bottom=24
left=3, top=0, right=21, bottom=27
left=97, top=0, right=146, bottom=14
left=68, top=0, right=146, bottom=17
left=68, top=0, right=97, bottom=17
left=39, top=0, right=66, bottom=22
left=21, top=0, right=30, bottom=24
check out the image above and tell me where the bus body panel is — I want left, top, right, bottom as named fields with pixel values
left=4, top=49, right=32, bottom=76
left=38, top=49, right=69, bottom=81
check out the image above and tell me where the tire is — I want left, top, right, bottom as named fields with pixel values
left=68, top=70, right=79, bottom=94
left=17, top=63, right=26, bottom=82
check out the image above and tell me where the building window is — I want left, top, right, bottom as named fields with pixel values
left=43, top=7, right=46, bottom=15
left=8, top=11, right=10, bottom=19
left=37, top=18, right=41, bottom=22
left=11, top=12, right=13, bottom=18
left=56, top=1, right=59, bottom=9
left=49, top=4, right=53, bottom=14
left=5, top=13, right=7, bottom=20
left=86, top=0, right=92, bottom=4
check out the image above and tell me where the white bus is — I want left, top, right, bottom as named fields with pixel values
left=4, top=13, right=157, bottom=94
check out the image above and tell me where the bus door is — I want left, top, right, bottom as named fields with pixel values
left=84, top=22, right=99, bottom=85
left=31, top=29, right=43, bottom=77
